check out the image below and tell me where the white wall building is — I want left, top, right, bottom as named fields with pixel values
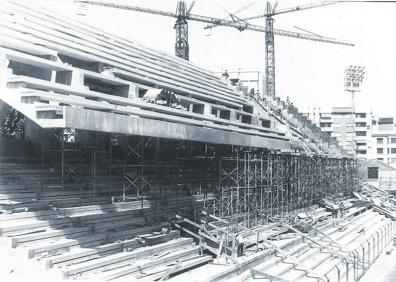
left=367, top=117, right=396, bottom=167
left=319, top=107, right=371, bottom=157
left=319, top=109, right=396, bottom=168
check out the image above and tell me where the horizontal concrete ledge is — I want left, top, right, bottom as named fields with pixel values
left=36, top=107, right=291, bottom=150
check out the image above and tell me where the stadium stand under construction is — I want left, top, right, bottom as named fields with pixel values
left=0, top=1, right=396, bottom=281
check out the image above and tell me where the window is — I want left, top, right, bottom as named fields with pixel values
left=368, top=167, right=378, bottom=179
left=356, top=113, right=366, bottom=118
left=356, top=131, right=366, bottom=136
left=355, top=122, right=366, bottom=127
left=391, top=138, right=396, bottom=144
left=356, top=142, right=366, bottom=146
left=261, top=119, right=271, bottom=128
left=320, top=122, right=331, bottom=128
left=377, top=138, right=384, bottom=144
left=391, top=148, right=396, bottom=154
left=377, top=158, right=384, bottom=161
left=377, top=148, right=384, bottom=154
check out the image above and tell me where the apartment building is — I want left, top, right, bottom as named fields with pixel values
left=319, top=107, right=370, bottom=157
left=368, top=117, right=396, bottom=167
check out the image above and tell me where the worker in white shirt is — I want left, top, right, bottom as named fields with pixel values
left=236, top=233, right=245, bottom=257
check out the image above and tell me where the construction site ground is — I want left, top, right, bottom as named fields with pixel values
left=0, top=159, right=395, bottom=282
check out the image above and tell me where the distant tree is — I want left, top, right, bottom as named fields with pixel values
left=0, top=107, right=25, bottom=138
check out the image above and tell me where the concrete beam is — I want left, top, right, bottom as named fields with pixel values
left=60, top=107, right=290, bottom=150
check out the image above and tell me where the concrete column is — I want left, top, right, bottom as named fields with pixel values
left=51, top=70, right=57, bottom=83
left=230, top=110, right=237, bottom=121
left=0, top=53, right=10, bottom=90
left=70, top=69, right=84, bottom=88
left=128, top=84, right=138, bottom=99
left=251, top=115, right=259, bottom=126
left=203, top=104, right=212, bottom=116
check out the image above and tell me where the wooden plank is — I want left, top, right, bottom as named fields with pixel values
left=176, top=214, right=203, bottom=229
left=101, top=246, right=201, bottom=281
left=12, top=215, right=145, bottom=248
left=5, top=208, right=146, bottom=239
left=154, top=255, right=213, bottom=281
left=250, top=269, right=291, bottom=281
left=28, top=233, right=108, bottom=258
left=205, top=237, right=303, bottom=281
left=46, top=224, right=171, bottom=268
left=12, top=226, right=92, bottom=248
left=289, top=223, right=352, bottom=261
left=47, top=238, right=142, bottom=269
left=63, top=237, right=193, bottom=277
left=0, top=216, right=77, bottom=235
left=202, top=211, right=229, bottom=224
left=261, top=238, right=328, bottom=282
left=173, top=222, right=201, bottom=240
left=373, top=204, right=396, bottom=220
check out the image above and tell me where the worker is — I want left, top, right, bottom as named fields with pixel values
left=340, top=202, right=345, bottom=218
left=236, top=233, right=245, bottom=257
left=249, top=88, right=255, bottom=97
left=222, top=70, right=229, bottom=80
left=332, top=203, right=339, bottom=218
left=255, top=90, right=260, bottom=100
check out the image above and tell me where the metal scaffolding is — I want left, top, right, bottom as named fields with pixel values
left=204, top=149, right=361, bottom=231
left=38, top=128, right=361, bottom=224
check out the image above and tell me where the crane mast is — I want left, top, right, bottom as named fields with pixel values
left=75, top=1, right=354, bottom=99
left=175, top=1, right=189, bottom=60
left=265, top=2, right=276, bottom=99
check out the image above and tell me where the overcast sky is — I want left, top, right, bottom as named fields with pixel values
left=28, top=0, right=396, bottom=116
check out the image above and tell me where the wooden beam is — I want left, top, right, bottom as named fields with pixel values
left=63, top=237, right=193, bottom=278
left=250, top=269, right=290, bottom=282
left=101, top=246, right=201, bottom=281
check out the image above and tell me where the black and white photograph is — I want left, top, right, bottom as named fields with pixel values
left=0, top=0, right=396, bottom=281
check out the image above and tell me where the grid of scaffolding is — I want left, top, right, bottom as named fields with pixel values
left=38, top=128, right=360, bottom=229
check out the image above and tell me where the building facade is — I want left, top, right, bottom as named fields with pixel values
left=367, top=117, right=396, bottom=166
left=319, top=107, right=370, bottom=157
left=319, top=109, right=396, bottom=168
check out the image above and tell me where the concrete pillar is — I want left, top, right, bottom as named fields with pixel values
left=51, top=70, right=57, bottom=83
left=251, top=115, right=259, bottom=126
left=71, top=69, right=84, bottom=88
left=0, top=53, right=10, bottom=90
left=128, top=84, right=138, bottom=99
left=230, top=110, right=237, bottom=121
left=203, top=104, right=212, bottom=116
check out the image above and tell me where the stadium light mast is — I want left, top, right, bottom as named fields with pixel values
left=344, top=65, right=365, bottom=156
left=344, top=65, right=365, bottom=111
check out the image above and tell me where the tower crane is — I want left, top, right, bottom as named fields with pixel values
left=75, top=1, right=354, bottom=98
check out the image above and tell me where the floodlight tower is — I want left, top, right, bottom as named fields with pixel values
left=344, top=65, right=365, bottom=111
left=344, top=65, right=365, bottom=156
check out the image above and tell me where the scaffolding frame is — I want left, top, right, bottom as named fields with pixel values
left=38, top=128, right=360, bottom=224
left=204, top=149, right=360, bottom=231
